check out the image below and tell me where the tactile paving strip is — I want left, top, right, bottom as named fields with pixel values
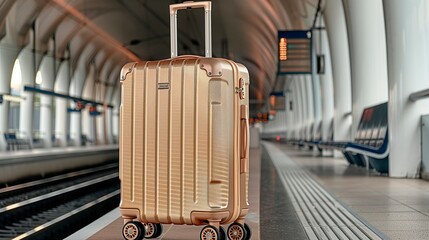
left=263, top=142, right=383, bottom=240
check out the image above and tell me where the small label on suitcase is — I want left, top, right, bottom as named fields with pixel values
left=158, top=83, right=170, bottom=90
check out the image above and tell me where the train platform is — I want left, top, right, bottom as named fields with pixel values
left=0, top=145, right=118, bottom=161
left=0, top=145, right=118, bottom=184
left=67, top=141, right=429, bottom=240
left=2, top=1, right=429, bottom=239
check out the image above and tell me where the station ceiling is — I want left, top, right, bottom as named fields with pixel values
left=1, top=0, right=319, bottom=112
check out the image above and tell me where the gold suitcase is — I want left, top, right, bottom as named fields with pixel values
left=119, top=2, right=250, bottom=239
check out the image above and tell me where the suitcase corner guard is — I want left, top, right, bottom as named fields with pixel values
left=120, top=62, right=138, bottom=81
left=199, top=58, right=223, bottom=77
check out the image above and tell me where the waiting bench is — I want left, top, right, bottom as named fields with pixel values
left=4, top=132, right=32, bottom=151
left=318, top=102, right=389, bottom=173
left=286, top=121, right=330, bottom=152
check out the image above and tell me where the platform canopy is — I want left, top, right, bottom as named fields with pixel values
left=0, top=0, right=319, bottom=113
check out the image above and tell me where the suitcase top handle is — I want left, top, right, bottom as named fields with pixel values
left=169, top=1, right=212, bottom=58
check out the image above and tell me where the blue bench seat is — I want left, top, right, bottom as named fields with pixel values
left=318, top=102, right=389, bottom=174
left=4, top=133, right=32, bottom=151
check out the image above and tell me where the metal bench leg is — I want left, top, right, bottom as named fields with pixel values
left=363, top=155, right=370, bottom=170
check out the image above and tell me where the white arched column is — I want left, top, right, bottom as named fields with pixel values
left=105, top=107, right=113, bottom=144
left=304, top=75, right=314, bottom=141
left=324, top=0, right=353, bottom=157
left=0, top=43, right=20, bottom=150
left=111, top=87, right=120, bottom=144
left=95, top=80, right=106, bottom=144
left=284, top=77, right=292, bottom=138
left=295, top=78, right=304, bottom=140
left=69, top=64, right=86, bottom=146
left=54, top=62, right=70, bottom=147
left=343, top=0, right=389, bottom=136
left=316, top=26, right=335, bottom=156
left=279, top=110, right=287, bottom=136
left=104, top=71, right=119, bottom=144
left=39, top=55, right=55, bottom=148
left=383, top=0, right=429, bottom=178
left=311, top=64, right=322, bottom=141
left=18, top=44, right=35, bottom=144
left=81, top=66, right=96, bottom=144
left=288, top=77, right=298, bottom=140
left=290, top=79, right=299, bottom=139
left=300, top=76, right=308, bottom=140
left=287, top=81, right=293, bottom=139
left=104, top=89, right=113, bottom=145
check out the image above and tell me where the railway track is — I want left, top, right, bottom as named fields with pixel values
left=0, top=163, right=120, bottom=240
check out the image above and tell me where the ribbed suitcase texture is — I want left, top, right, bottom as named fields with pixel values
left=119, top=2, right=251, bottom=239
left=120, top=56, right=249, bottom=226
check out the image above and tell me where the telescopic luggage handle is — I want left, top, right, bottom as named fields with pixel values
left=170, top=1, right=212, bottom=58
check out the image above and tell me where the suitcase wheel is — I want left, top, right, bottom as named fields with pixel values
left=200, top=225, right=220, bottom=240
left=122, top=221, right=145, bottom=240
left=244, top=223, right=252, bottom=240
left=219, top=226, right=226, bottom=240
left=227, top=223, right=247, bottom=240
left=143, top=223, right=163, bottom=238
left=154, top=224, right=163, bottom=238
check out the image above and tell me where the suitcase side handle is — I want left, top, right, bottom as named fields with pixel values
left=240, top=105, right=249, bottom=173
left=169, top=1, right=212, bottom=58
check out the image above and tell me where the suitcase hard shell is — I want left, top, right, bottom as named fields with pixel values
left=119, top=2, right=250, bottom=239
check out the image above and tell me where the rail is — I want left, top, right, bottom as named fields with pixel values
left=0, top=164, right=119, bottom=239
left=0, top=163, right=117, bottom=196
left=24, top=86, right=114, bottom=108
left=409, top=88, right=429, bottom=102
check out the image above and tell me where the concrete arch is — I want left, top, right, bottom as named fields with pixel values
left=53, top=59, right=71, bottom=147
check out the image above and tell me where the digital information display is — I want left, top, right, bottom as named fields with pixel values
left=278, top=30, right=312, bottom=74
left=270, top=91, right=286, bottom=111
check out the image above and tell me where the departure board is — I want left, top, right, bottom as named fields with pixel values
left=270, top=92, right=286, bottom=111
left=278, top=30, right=312, bottom=74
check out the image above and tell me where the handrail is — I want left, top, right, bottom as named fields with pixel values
left=343, top=111, right=352, bottom=117
left=409, top=88, right=429, bottom=102
left=24, top=86, right=113, bottom=108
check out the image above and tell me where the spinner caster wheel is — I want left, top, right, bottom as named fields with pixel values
left=153, top=223, right=163, bottom=238
left=143, top=223, right=157, bottom=238
left=244, top=223, right=252, bottom=240
left=227, top=223, right=246, bottom=240
left=122, top=221, right=145, bottom=240
left=200, top=225, right=220, bottom=240
left=219, top=226, right=227, bottom=240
